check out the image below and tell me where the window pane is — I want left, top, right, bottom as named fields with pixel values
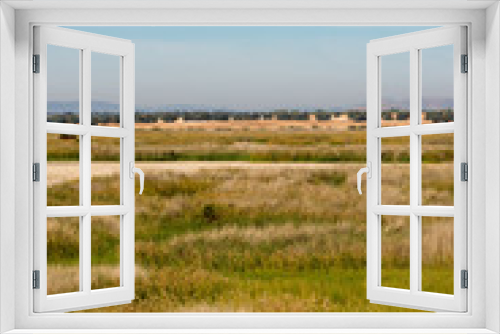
left=47, top=133, right=80, bottom=206
left=421, top=133, right=454, bottom=206
left=47, top=217, right=80, bottom=295
left=381, top=215, right=410, bottom=290
left=421, top=216, right=454, bottom=294
left=381, top=52, right=410, bottom=127
left=91, top=137, right=121, bottom=205
left=92, top=52, right=121, bottom=127
left=47, top=45, right=80, bottom=124
left=92, top=215, right=121, bottom=290
left=381, top=136, right=410, bottom=205
left=421, top=45, right=454, bottom=124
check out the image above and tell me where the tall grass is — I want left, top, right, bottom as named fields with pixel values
left=47, top=164, right=454, bottom=312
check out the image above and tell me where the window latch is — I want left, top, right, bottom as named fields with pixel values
left=129, top=162, right=144, bottom=195
left=357, top=162, right=372, bottom=195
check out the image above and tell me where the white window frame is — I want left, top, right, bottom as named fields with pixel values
left=1, top=2, right=498, bottom=333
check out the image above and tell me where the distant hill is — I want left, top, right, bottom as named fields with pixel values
left=381, top=97, right=453, bottom=110
left=47, top=101, right=79, bottom=114
left=48, top=98, right=453, bottom=115
left=421, top=97, right=454, bottom=110
left=48, top=101, right=120, bottom=114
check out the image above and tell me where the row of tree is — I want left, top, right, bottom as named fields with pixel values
left=47, top=109, right=454, bottom=124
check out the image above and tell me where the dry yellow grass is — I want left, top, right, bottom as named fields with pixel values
left=47, top=161, right=454, bottom=312
left=165, top=223, right=338, bottom=247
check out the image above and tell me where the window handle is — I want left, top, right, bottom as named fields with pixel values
left=357, top=162, right=371, bottom=195
left=129, top=162, right=144, bottom=195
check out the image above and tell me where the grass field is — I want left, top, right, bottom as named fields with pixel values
left=48, top=129, right=453, bottom=164
left=46, top=128, right=454, bottom=312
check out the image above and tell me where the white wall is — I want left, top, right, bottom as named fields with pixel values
left=485, top=2, right=500, bottom=333
left=0, top=2, right=16, bottom=333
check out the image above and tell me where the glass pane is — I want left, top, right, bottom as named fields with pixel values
left=91, top=137, right=121, bottom=205
left=381, top=52, right=410, bottom=127
left=47, top=133, right=80, bottom=206
left=47, top=217, right=80, bottom=295
left=381, top=136, right=410, bottom=205
left=422, top=133, right=454, bottom=206
left=421, top=45, right=454, bottom=124
left=421, top=216, right=454, bottom=294
left=92, top=52, right=121, bottom=127
left=92, top=215, right=121, bottom=290
left=381, top=215, right=410, bottom=290
left=47, top=45, right=80, bottom=124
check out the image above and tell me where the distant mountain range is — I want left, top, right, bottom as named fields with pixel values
left=48, top=97, right=453, bottom=114
left=47, top=101, right=119, bottom=114
left=380, top=97, right=453, bottom=110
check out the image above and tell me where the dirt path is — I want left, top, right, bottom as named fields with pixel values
left=47, top=161, right=367, bottom=186
left=48, top=161, right=453, bottom=187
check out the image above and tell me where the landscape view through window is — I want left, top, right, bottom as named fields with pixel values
left=46, top=26, right=454, bottom=312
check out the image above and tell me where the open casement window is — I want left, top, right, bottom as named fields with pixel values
left=33, top=26, right=140, bottom=312
left=362, top=26, right=467, bottom=312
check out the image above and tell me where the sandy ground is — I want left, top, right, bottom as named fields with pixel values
left=47, top=161, right=365, bottom=186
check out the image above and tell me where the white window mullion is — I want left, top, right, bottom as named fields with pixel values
left=82, top=47, right=92, bottom=295
left=81, top=133, right=91, bottom=295
left=409, top=47, right=420, bottom=295
left=372, top=205, right=411, bottom=215
left=120, top=215, right=124, bottom=288
left=119, top=55, right=125, bottom=288
left=46, top=123, right=88, bottom=135
left=46, top=206, right=130, bottom=217
left=90, top=206, right=129, bottom=216
left=412, top=206, right=455, bottom=217
left=415, top=48, right=423, bottom=295
left=374, top=123, right=454, bottom=138
left=90, top=126, right=129, bottom=138
left=78, top=48, right=85, bottom=294
left=46, top=206, right=88, bottom=217
left=82, top=48, right=91, bottom=204
left=413, top=123, right=454, bottom=135
left=81, top=214, right=91, bottom=295
left=373, top=126, right=411, bottom=138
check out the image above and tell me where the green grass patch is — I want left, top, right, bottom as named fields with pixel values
left=47, top=129, right=454, bottom=163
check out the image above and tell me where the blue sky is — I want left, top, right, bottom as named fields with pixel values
left=48, top=26, right=453, bottom=110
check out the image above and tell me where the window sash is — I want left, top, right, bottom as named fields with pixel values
left=366, top=26, right=467, bottom=312
left=32, top=25, right=136, bottom=313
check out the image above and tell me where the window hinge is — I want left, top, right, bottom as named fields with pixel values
left=461, top=162, right=468, bottom=182
left=33, top=54, right=40, bottom=73
left=33, top=270, right=40, bottom=289
left=461, top=270, right=468, bottom=289
left=461, top=54, right=468, bottom=74
left=33, top=163, right=40, bottom=182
